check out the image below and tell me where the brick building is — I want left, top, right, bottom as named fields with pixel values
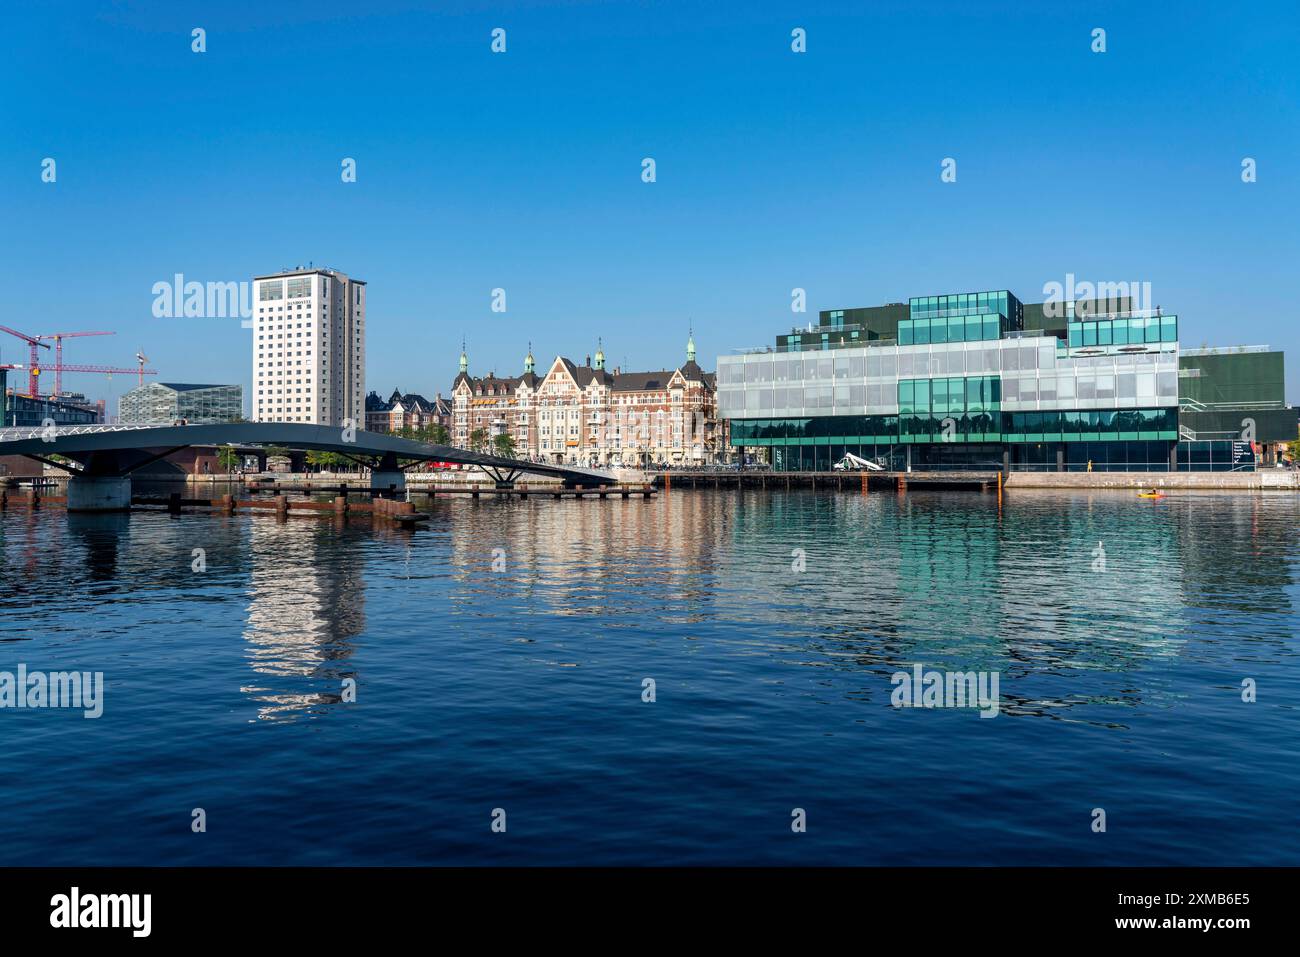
left=364, top=389, right=451, bottom=435
left=451, top=337, right=727, bottom=466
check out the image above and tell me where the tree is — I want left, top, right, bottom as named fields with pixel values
left=429, top=423, right=450, bottom=445
left=469, top=428, right=488, bottom=452
left=492, top=433, right=516, bottom=459
left=217, top=447, right=242, bottom=472
left=306, top=450, right=345, bottom=471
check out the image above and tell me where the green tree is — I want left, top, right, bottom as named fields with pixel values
left=415, top=423, right=450, bottom=445
left=469, top=428, right=487, bottom=452
left=492, top=433, right=516, bottom=459
left=306, top=450, right=346, bottom=471
left=217, top=447, right=242, bottom=472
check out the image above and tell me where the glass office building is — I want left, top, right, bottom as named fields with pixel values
left=119, top=382, right=244, bottom=424
left=717, top=289, right=1268, bottom=472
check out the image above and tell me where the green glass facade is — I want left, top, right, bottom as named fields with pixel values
left=1177, top=348, right=1294, bottom=444
left=719, top=287, right=1291, bottom=472
left=898, top=313, right=1006, bottom=345
left=909, top=290, right=1021, bottom=322
left=1068, top=315, right=1177, bottom=349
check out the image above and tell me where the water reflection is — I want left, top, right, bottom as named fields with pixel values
left=241, top=517, right=366, bottom=721
left=2, top=489, right=1296, bottom=729
left=429, top=488, right=1298, bottom=725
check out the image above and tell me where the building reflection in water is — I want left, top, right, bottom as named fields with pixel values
left=444, top=491, right=729, bottom=625
left=437, top=488, right=1296, bottom=725
left=242, top=517, right=365, bottom=721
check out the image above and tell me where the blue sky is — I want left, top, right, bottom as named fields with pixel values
left=3, top=0, right=1298, bottom=412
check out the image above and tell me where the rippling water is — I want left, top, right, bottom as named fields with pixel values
left=1, top=488, right=1297, bottom=865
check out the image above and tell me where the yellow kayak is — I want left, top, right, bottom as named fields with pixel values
left=1137, top=491, right=1165, bottom=499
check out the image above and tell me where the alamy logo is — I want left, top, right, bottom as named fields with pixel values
left=0, top=664, right=104, bottom=718
left=151, top=273, right=253, bottom=324
left=1042, top=273, right=1153, bottom=320
left=890, top=663, right=1000, bottom=718
left=50, top=887, right=151, bottom=937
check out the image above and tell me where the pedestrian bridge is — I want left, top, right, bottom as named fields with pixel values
left=0, top=422, right=620, bottom=511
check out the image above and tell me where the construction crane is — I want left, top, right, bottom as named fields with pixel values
left=39, top=331, right=114, bottom=395
left=136, top=351, right=149, bottom=388
left=0, top=325, right=156, bottom=397
left=0, top=326, right=50, bottom=396
left=42, top=362, right=157, bottom=381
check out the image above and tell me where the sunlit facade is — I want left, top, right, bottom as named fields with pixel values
left=719, top=289, right=1283, bottom=472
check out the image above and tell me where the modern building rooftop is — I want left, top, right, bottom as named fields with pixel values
left=252, top=265, right=366, bottom=283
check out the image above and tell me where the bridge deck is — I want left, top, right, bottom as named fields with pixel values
left=0, top=422, right=617, bottom=487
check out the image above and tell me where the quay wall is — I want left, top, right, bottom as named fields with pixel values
left=1004, top=471, right=1300, bottom=491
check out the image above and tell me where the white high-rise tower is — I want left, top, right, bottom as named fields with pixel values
left=251, top=267, right=366, bottom=426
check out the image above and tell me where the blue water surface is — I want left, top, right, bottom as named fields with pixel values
left=1, top=488, right=1296, bottom=865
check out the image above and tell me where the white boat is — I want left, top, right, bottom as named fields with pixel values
left=832, top=452, right=884, bottom=471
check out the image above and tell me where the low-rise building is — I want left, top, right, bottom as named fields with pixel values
left=451, top=337, right=726, bottom=465
left=1, top=370, right=104, bottom=428
left=119, top=382, right=244, bottom=424
left=364, top=389, right=450, bottom=435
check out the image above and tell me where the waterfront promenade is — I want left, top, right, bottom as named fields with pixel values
left=645, top=468, right=1300, bottom=493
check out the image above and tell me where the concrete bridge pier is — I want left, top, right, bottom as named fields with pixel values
left=67, top=475, right=132, bottom=513
left=369, top=452, right=406, bottom=496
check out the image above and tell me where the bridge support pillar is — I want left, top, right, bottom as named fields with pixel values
left=370, top=470, right=405, bottom=494
left=370, top=452, right=406, bottom=496
left=67, top=476, right=132, bottom=513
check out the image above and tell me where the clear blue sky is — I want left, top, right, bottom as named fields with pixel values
left=3, top=0, right=1298, bottom=413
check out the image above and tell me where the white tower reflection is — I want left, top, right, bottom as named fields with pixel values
left=242, top=517, right=365, bottom=720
